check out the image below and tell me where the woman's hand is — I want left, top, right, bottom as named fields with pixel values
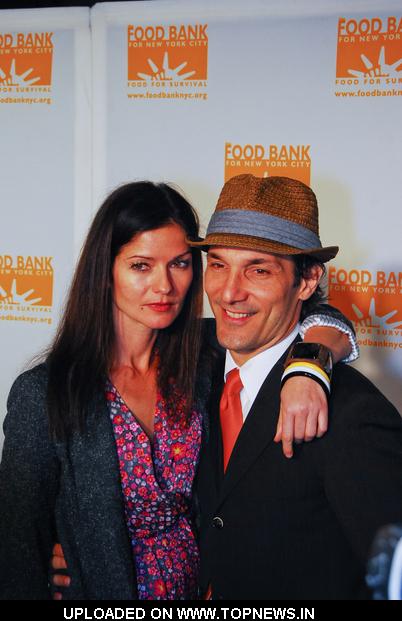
left=51, top=543, right=70, bottom=600
left=275, top=327, right=352, bottom=458
left=275, top=375, right=328, bottom=459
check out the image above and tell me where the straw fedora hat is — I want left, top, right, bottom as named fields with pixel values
left=189, top=174, right=338, bottom=263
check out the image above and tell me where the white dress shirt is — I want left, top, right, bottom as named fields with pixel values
left=223, top=325, right=300, bottom=422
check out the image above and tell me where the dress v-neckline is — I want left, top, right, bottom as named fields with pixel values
left=107, top=380, right=159, bottom=444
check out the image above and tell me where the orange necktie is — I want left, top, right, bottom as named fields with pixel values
left=220, top=367, right=243, bottom=471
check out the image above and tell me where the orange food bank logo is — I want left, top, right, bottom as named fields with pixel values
left=335, top=16, right=402, bottom=97
left=0, top=32, right=53, bottom=102
left=225, top=142, right=311, bottom=186
left=127, top=24, right=208, bottom=101
left=0, top=255, right=53, bottom=325
left=328, top=267, right=402, bottom=350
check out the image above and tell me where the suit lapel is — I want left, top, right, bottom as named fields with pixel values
left=207, top=357, right=225, bottom=493
left=218, top=351, right=287, bottom=506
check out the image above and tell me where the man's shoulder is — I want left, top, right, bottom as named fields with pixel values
left=331, top=363, right=400, bottom=419
left=333, top=362, right=386, bottom=394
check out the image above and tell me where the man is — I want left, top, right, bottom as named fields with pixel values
left=47, top=175, right=358, bottom=600
left=191, top=174, right=402, bottom=600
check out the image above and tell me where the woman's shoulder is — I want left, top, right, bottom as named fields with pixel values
left=3, top=363, right=54, bottom=454
left=7, top=362, right=48, bottom=408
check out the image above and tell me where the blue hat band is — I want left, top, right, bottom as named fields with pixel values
left=206, top=209, right=322, bottom=250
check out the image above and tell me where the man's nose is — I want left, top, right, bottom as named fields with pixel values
left=220, top=270, right=247, bottom=304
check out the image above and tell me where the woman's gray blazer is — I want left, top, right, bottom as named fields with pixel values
left=1, top=364, right=141, bottom=599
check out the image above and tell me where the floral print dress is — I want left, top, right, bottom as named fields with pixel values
left=106, top=381, right=202, bottom=600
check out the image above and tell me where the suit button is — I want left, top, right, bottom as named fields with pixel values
left=212, top=516, right=224, bottom=529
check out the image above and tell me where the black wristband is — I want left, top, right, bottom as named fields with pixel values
left=280, top=370, right=330, bottom=400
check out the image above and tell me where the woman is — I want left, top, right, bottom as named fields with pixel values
left=0, top=181, right=355, bottom=600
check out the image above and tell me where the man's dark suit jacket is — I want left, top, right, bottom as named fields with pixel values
left=196, top=344, right=402, bottom=600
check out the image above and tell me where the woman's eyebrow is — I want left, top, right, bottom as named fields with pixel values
left=125, top=250, right=192, bottom=261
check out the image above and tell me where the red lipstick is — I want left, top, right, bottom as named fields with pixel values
left=147, top=303, right=174, bottom=312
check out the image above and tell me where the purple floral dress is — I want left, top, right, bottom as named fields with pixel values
left=106, top=381, right=202, bottom=600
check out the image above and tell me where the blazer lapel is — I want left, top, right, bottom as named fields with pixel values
left=66, top=394, right=137, bottom=599
left=218, top=351, right=287, bottom=506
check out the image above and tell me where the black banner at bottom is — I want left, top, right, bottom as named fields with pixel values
left=1, top=601, right=400, bottom=620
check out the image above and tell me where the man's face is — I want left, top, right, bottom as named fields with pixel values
left=205, top=247, right=321, bottom=365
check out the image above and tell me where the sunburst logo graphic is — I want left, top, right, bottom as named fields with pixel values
left=352, top=298, right=402, bottom=330
left=335, top=15, right=402, bottom=95
left=328, top=267, right=402, bottom=346
left=0, top=59, right=41, bottom=86
left=348, top=46, right=402, bottom=79
left=0, top=31, right=53, bottom=88
left=0, top=255, right=53, bottom=309
left=137, top=52, right=196, bottom=83
left=127, top=23, right=208, bottom=84
left=0, top=279, right=42, bottom=306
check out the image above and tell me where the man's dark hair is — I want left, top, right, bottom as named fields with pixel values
left=291, top=254, right=327, bottom=320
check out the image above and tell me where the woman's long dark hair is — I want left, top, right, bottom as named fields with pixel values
left=46, top=182, right=203, bottom=440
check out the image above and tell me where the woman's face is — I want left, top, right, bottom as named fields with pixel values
left=112, top=223, right=193, bottom=334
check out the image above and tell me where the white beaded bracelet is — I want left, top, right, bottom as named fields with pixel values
left=299, top=314, right=359, bottom=363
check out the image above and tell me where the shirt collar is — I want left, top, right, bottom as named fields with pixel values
left=224, top=324, right=300, bottom=406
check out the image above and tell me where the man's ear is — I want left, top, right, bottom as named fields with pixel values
left=298, top=264, right=324, bottom=302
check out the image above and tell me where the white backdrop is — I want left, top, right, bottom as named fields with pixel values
left=1, top=0, right=401, bottom=451
left=0, top=7, right=91, bottom=450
